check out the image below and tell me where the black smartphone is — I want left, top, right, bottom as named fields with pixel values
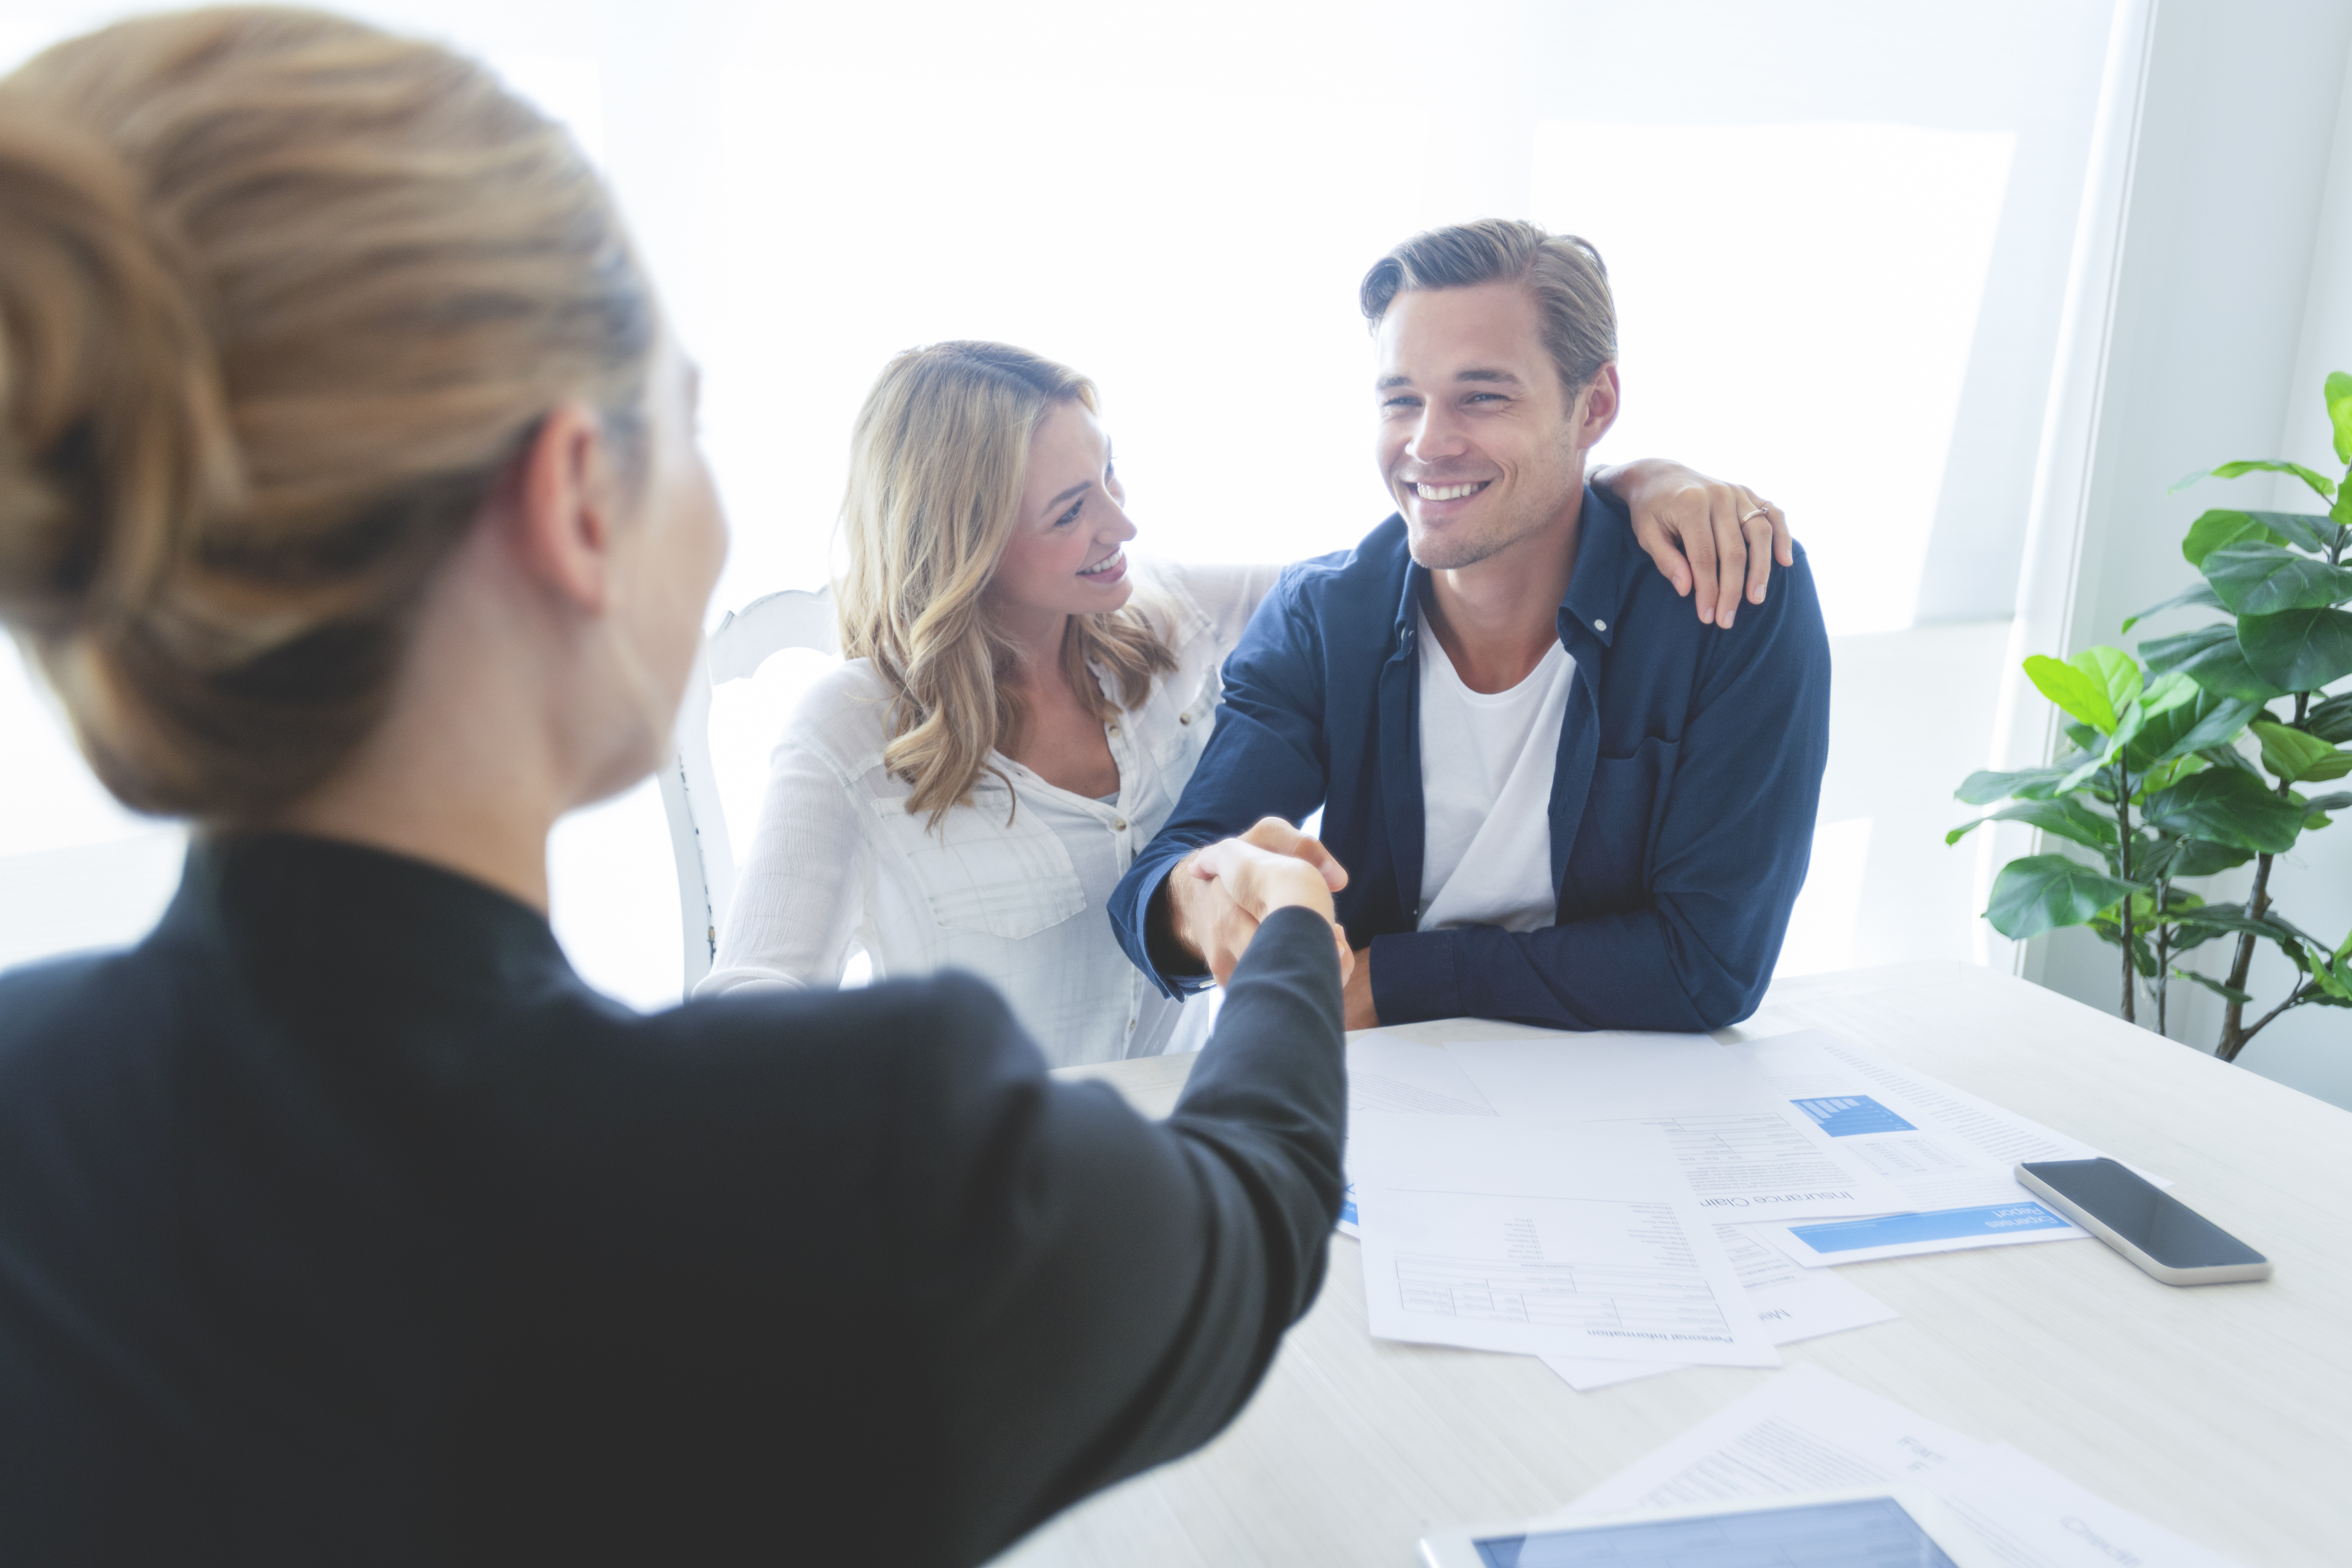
left=2015, top=1158, right=2270, bottom=1285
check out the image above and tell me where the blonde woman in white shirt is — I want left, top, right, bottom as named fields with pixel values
left=699, top=341, right=1788, bottom=1066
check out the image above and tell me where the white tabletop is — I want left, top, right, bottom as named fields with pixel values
left=1001, top=961, right=2352, bottom=1567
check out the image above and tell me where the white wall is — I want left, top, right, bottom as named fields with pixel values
left=2011, top=0, right=2352, bottom=1105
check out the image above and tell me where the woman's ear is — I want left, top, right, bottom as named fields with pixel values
left=504, top=400, right=623, bottom=613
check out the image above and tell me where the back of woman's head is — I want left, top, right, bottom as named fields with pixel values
left=0, top=6, right=653, bottom=821
left=838, top=341, right=1174, bottom=826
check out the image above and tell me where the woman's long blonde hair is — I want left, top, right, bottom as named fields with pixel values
left=837, top=342, right=1175, bottom=827
left=0, top=7, right=652, bottom=822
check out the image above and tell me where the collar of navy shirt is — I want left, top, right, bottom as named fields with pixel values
left=1375, top=478, right=1633, bottom=918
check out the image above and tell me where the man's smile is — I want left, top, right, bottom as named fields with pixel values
left=1407, top=479, right=1492, bottom=503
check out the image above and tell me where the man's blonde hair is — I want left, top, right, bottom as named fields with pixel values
left=1359, top=218, right=1617, bottom=397
left=836, top=342, right=1174, bottom=828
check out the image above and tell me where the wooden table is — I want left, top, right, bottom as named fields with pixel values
left=998, top=961, right=2352, bottom=1567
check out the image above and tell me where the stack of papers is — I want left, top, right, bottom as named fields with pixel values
left=1343, top=1024, right=2120, bottom=1386
left=1556, top=1364, right=2240, bottom=1567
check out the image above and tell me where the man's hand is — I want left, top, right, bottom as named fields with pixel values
left=1596, top=458, right=1793, bottom=629
left=1168, top=818, right=1352, bottom=985
left=1342, top=944, right=1377, bottom=1031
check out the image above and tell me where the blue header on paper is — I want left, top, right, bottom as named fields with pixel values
left=1791, top=1203, right=2069, bottom=1254
left=1790, top=1095, right=1917, bottom=1137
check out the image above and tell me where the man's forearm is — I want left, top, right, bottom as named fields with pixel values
left=1367, top=900, right=1775, bottom=1033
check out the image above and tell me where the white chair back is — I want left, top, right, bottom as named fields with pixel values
left=661, top=585, right=838, bottom=993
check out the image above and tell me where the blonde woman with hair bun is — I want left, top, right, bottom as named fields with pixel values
left=0, top=9, right=1358, bottom=1560
left=705, top=342, right=1791, bottom=1066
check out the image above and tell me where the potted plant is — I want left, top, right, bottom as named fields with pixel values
left=1950, top=374, right=2352, bottom=1059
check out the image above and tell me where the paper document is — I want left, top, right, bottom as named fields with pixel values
left=1349, top=1112, right=1778, bottom=1366
left=1338, top=1034, right=1503, bottom=1236
left=1741, top=1029, right=2103, bottom=1212
left=1540, top=1225, right=1897, bottom=1391
left=1446, top=1036, right=1906, bottom=1220
left=1358, top=1186, right=1780, bottom=1366
left=1560, top=1364, right=2240, bottom=1567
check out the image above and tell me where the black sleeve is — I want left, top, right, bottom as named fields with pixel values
left=902, top=906, right=1345, bottom=1564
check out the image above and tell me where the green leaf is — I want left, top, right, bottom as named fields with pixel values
left=2306, top=692, right=2352, bottom=744
left=2303, top=790, right=2352, bottom=814
left=2140, top=623, right=2285, bottom=702
left=2122, top=581, right=2222, bottom=632
left=2236, top=511, right=2345, bottom=555
left=2235, top=606, right=2352, bottom=692
left=2251, top=719, right=2352, bottom=784
left=2123, top=688, right=2257, bottom=768
left=2180, top=508, right=2287, bottom=566
left=2167, top=837, right=2256, bottom=877
left=2326, top=370, right=2352, bottom=466
left=1984, top=855, right=2139, bottom=939
left=1955, top=766, right=2070, bottom=806
left=2023, top=654, right=2118, bottom=732
left=2140, top=768, right=2306, bottom=852
left=1945, top=798, right=2118, bottom=852
left=2200, top=542, right=2352, bottom=615
left=2208, top=459, right=2339, bottom=502
left=2172, top=968, right=2254, bottom=1007
left=2072, top=647, right=2143, bottom=721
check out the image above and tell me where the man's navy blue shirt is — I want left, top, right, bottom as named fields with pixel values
left=1110, top=482, right=1832, bottom=1032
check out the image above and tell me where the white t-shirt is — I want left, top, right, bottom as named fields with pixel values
left=1414, top=605, right=1574, bottom=933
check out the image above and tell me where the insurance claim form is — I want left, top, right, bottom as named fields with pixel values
left=1350, top=1109, right=1780, bottom=1367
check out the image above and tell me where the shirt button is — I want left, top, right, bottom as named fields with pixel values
left=1594, top=618, right=1608, bottom=632
left=1107, top=723, right=1120, bottom=735
left=1179, top=713, right=1192, bottom=725
left=1113, top=817, right=1128, bottom=831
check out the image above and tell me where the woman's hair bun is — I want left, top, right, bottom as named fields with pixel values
left=0, top=8, right=652, bottom=821
left=0, top=105, right=242, bottom=643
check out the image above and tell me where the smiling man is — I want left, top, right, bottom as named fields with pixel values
left=1108, top=219, right=1832, bottom=1032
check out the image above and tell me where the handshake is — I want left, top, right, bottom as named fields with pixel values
left=1161, top=817, right=1359, bottom=999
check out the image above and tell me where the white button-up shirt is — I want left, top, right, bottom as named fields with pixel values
left=696, top=559, right=1280, bottom=1068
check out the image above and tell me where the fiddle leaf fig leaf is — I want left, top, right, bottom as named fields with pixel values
left=1985, top=855, right=2139, bottom=940
left=2023, top=654, right=2117, bottom=733
left=2326, top=370, right=2352, bottom=466
left=2140, top=769, right=2306, bottom=852
left=2172, top=969, right=2254, bottom=1007
left=2232, top=511, right=2342, bottom=555
left=2180, top=509, right=2286, bottom=566
left=2124, top=688, right=2257, bottom=769
left=2140, top=623, right=2285, bottom=702
left=2235, top=607, right=2352, bottom=692
left=2310, top=692, right=2352, bottom=743
left=2251, top=720, right=2352, bottom=784
left=2121, top=580, right=2221, bottom=632
left=2208, top=459, right=2338, bottom=503
left=2200, top=542, right=2352, bottom=615
left=1945, top=798, right=2118, bottom=852
left=1954, top=766, right=2071, bottom=805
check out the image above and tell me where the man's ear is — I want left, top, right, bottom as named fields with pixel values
left=505, top=400, right=622, bottom=614
left=1575, top=363, right=1622, bottom=454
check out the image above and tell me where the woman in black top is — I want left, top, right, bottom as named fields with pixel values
left=0, top=8, right=1350, bottom=1563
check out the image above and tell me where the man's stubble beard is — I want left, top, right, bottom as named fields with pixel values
left=1403, top=454, right=1584, bottom=573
